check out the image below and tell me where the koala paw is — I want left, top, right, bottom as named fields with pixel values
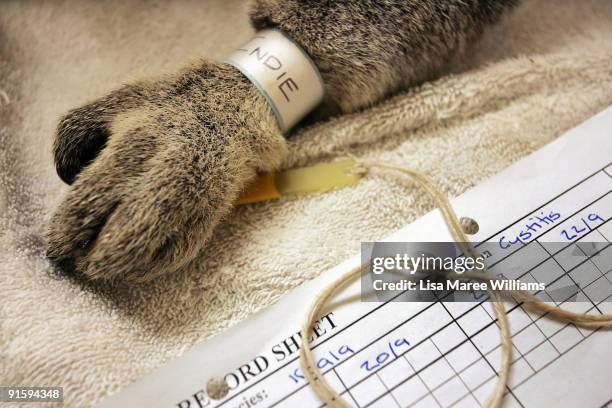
left=46, top=62, right=285, bottom=282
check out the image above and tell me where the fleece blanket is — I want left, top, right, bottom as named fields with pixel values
left=1, top=0, right=612, bottom=406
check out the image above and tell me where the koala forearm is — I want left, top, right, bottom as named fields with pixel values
left=47, top=1, right=519, bottom=282
left=250, top=0, right=517, bottom=115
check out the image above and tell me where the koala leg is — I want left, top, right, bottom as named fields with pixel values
left=47, top=1, right=518, bottom=282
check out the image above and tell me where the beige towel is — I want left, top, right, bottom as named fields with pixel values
left=1, top=0, right=612, bottom=406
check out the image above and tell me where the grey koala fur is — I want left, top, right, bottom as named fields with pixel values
left=47, top=0, right=517, bottom=282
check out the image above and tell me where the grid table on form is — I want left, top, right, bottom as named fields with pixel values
left=275, top=163, right=612, bottom=408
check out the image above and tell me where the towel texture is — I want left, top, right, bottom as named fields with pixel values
left=1, top=0, right=612, bottom=406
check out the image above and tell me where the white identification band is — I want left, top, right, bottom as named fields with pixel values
left=223, top=29, right=325, bottom=132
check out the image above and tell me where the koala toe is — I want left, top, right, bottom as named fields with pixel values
left=46, top=124, right=159, bottom=265
left=55, top=105, right=110, bottom=184
left=53, top=84, right=148, bottom=184
left=78, top=139, right=248, bottom=282
left=46, top=158, right=121, bottom=262
left=81, top=177, right=204, bottom=282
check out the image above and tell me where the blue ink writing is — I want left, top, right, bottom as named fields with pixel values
left=499, top=210, right=561, bottom=249
left=288, top=345, right=354, bottom=384
left=560, top=213, right=604, bottom=241
left=360, top=338, right=410, bottom=372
